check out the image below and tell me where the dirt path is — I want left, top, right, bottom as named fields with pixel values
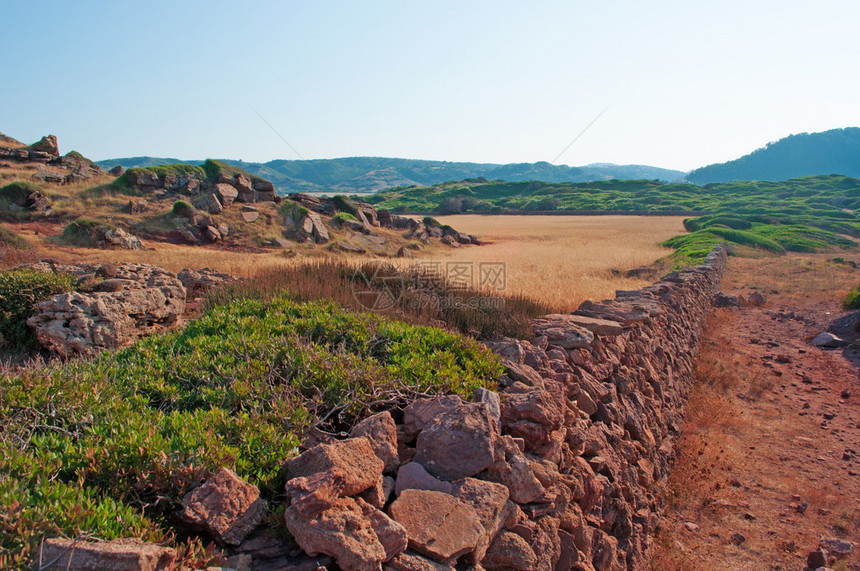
left=654, top=256, right=860, bottom=570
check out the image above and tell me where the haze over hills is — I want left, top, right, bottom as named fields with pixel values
left=687, top=127, right=860, bottom=184
left=95, top=156, right=686, bottom=194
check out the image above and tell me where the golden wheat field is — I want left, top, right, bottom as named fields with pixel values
left=429, top=215, right=686, bottom=312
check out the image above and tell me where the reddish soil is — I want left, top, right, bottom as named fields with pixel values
left=655, top=258, right=860, bottom=570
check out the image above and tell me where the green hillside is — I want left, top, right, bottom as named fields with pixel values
left=687, top=127, right=860, bottom=184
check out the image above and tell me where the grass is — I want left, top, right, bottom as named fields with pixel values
left=0, top=296, right=501, bottom=568
left=0, top=269, right=75, bottom=351
left=331, top=212, right=357, bottom=227
left=430, top=214, right=685, bottom=312
left=205, top=259, right=554, bottom=339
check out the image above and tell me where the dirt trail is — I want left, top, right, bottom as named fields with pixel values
left=655, top=256, right=860, bottom=570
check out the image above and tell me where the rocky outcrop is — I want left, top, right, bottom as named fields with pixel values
left=26, top=263, right=186, bottom=357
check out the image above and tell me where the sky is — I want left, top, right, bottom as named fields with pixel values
left=2, top=1, right=859, bottom=172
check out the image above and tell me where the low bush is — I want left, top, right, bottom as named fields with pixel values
left=171, top=200, right=195, bottom=218
left=843, top=285, right=860, bottom=310
left=332, top=212, right=357, bottom=226
left=0, top=296, right=501, bottom=566
left=279, top=200, right=309, bottom=226
left=60, top=218, right=111, bottom=247
left=332, top=195, right=359, bottom=216
left=0, top=269, right=74, bottom=350
left=0, top=181, right=41, bottom=205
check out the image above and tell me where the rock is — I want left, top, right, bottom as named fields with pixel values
left=38, top=537, right=176, bottom=570
left=403, top=395, right=463, bottom=441
left=481, top=436, right=544, bottom=504
left=234, top=175, right=254, bottom=202
left=499, top=388, right=564, bottom=449
left=388, top=489, right=484, bottom=564
left=530, top=316, right=594, bottom=349
left=713, top=293, right=742, bottom=308
left=285, top=468, right=351, bottom=517
left=560, top=314, right=624, bottom=337
left=748, top=291, right=766, bottom=306
left=298, top=212, right=330, bottom=244
left=473, top=387, right=501, bottom=426
left=241, top=210, right=259, bottom=223
left=729, top=532, right=746, bottom=545
left=350, top=411, right=399, bottom=473
left=820, top=537, right=854, bottom=557
left=482, top=531, right=536, bottom=571
left=414, top=401, right=497, bottom=480
left=384, top=551, right=455, bottom=571
left=27, top=263, right=185, bottom=357
left=216, top=183, right=239, bottom=208
left=811, top=332, right=848, bottom=348
left=197, top=193, right=224, bottom=215
left=30, top=134, right=59, bottom=157
left=178, top=467, right=267, bottom=545
left=331, top=241, right=367, bottom=254
left=102, top=228, right=143, bottom=250
left=395, top=462, right=455, bottom=496
left=807, top=549, right=827, bottom=569
left=109, top=165, right=126, bottom=177
left=283, top=437, right=384, bottom=496
left=396, top=246, right=414, bottom=258
left=451, top=477, right=514, bottom=562
left=126, top=169, right=161, bottom=188
left=203, top=225, right=222, bottom=243
left=285, top=496, right=407, bottom=571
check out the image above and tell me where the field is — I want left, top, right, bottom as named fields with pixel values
left=431, top=214, right=686, bottom=312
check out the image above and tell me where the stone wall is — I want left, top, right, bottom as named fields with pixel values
left=273, top=244, right=728, bottom=571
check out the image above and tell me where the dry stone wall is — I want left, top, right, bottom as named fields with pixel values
left=272, top=244, right=728, bottom=571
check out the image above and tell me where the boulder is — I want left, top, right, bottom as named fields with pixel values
left=283, top=437, right=384, bottom=496
left=215, top=183, right=239, bottom=208
left=234, top=175, right=254, bottom=203
left=297, top=212, right=330, bottom=244
left=413, top=401, right=497, bottom=480
left=811, top=332, right=847, bottom=348
left=531, top=316, right=594, bottom=349
left=384, top=551, right=455, bottom=571
left=27, top=263, right=185, bottom=357
left=500, top=388, right=564, bottom=449
left=101, top=228, right=143, bottom=250
left=395, top=462, right=454, bottom=496
left=350, top=411, right=399, bottom=472
left=126, top=170, right=160, bottom=189
left=109, top=165, right=126, bottom=177
left=285, top=496, right=406, bottom=571
left=481, top=436, right=544, bottom=504
left=30, top=134, right=59, bottom=157
left=38, top=537, right=175, bottom=571
left=177, top=268, right=238, bottom=297
left=197, top=193, right=224, bottom=215
left=388, top=489, right=484, bottom=564
left=285, top=467, right=352, bottom=518
left=402, top=395, right=463, bottom=441
left=560, top=314, right=624, bottom=337
left=178, top=467, right=267, bottom=545
left=451, top=477, right=515, bottom=562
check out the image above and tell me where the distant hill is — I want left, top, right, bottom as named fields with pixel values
left=95, top=156, right=685, bottom=194
left=687, top=127, right=860, bottom=184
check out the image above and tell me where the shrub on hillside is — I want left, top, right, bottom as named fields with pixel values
left=60, top=218, right=111, bottom=247
left=332, top=195, right=359, bottom=216
left=279, top=200, right=310, bottom=227
left=332, top=212, right=358, bottom=227
left=171, top=200, right=195, bottom=218
left=0, top=181, right=42, bottom=205
left=843, top=285, right=860, bottom=310
left=0, top=269, right=74, bottom=350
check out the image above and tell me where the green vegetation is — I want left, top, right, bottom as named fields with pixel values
left=0, top=296, right=500, bottom=566
left=0, top=181, right=42, bottom=205
left=687, top=127, right=860, bottom=184
left=202, top=159, right=266, bottom=185
left=0, top=269, right=75, bottom=351
left=332, top=194, right=359, bottom=216
left=843, top=285, right=860, bottom=310
left=331, top=212, right=358, bottom=226
left=171, top=200, right=195, bottom=218
left=368, top=174, right=860, bottom=265
left=60, top=218, right=112, bottom=247
left=64, top=150, right=95, bottom=165
left=279, top=200, right=309, bottom=226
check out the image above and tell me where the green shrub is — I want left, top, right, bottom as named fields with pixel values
left=172, top=200, right=195, bottom=218
left=0, top=226, right=29, bottom=250
left=0, top=181, right=42, bottom=205
left=0, top=296, right=502, bottom=565
left=332, top=195, right=359, bottom=216
left=332, top=212, right=358, bottom=227
left=843, top=285, right=860, bottom=310
left=202, top=159, right=268, bottom=186
left=279, top=200, right=309, bottom=226
left=0, top=269, right=74, bottom=350
left=60, top=219, right=110, bottom=247
left=422, top=216, right=442, bottom=228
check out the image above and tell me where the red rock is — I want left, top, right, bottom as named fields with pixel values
left=351, top=411, right=399, bottom=472
left=285, top=496, right=406, bottom=571
left=402, top=395, right=463, bottom=440
left=451, top=477, right=515, bottom=562
left=384, top=551, right=455, bottom=571
left=283, top=437, right=384, bottom=497
left=285, top=468, right=349, bottom=518
left=39, top=537, right=175, bottom=570
left=178, top=467, right=266, bottom=545
left=388, top=489, right=484, bottom=564
left=482, top=531, right=536, bottom=571
left=414, top=401, right=497, bottom=480
left=395, top=462, right=454, bottom=496
left=481, top=436, right=544, bottom=504
left=215, top=183, right=238, bottom=208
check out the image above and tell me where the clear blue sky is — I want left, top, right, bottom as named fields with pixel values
left=3, top=1, right=858, bottom=171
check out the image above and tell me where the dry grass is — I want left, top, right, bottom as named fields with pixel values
left=431, top=215, right=686, bottom=312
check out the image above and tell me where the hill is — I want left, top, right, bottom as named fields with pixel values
left=687, top=127, right=860, bottom=184
left=95, top=156, right=686, bottom=194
